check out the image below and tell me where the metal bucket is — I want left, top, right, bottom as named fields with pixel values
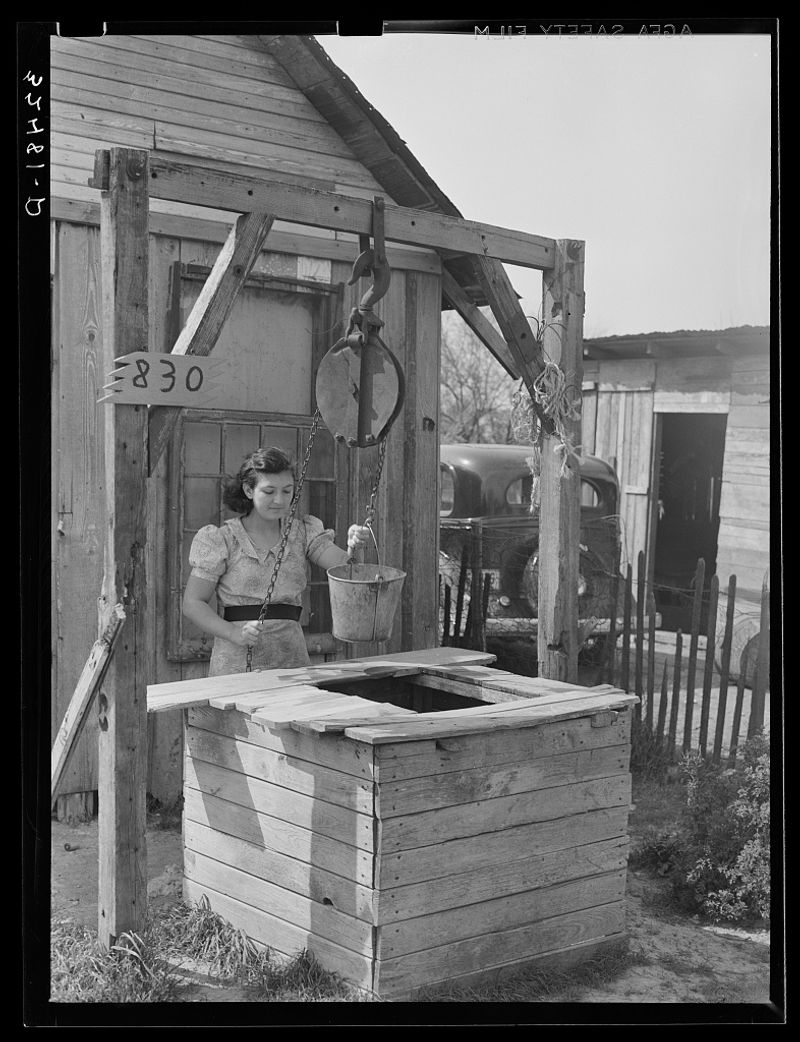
left=327, top=562, right=406, bottom=643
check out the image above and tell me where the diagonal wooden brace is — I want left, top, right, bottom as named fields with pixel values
left=441, top=266, right=518, bottom=377
left=146, top=209, right=277, bottom=473
left=51, top=604, right=126, bottom=804
left=468, top=255, right=555, bottom=436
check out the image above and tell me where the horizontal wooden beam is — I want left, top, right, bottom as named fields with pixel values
left=144, top=158, right=556, bottom=270
left=51, top=195, right=443, bottom=275
left=441, top=267, right=519, bottom=378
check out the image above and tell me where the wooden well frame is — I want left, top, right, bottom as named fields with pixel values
left=58, top=145, right=585, bottom=947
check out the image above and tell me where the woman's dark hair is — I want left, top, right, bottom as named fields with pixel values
left=222, top=447, right=296, bottom=515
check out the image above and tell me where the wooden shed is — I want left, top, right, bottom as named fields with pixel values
left=581, top=326, right=771, bottom=631
left=50, top=32, right=583, bottom=828
left=147, top=647, right=637, bottom=998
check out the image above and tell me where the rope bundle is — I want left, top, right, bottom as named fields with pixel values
left=511, top=358, right=582, bottom=511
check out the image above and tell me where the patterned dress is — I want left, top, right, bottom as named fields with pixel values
left=188, top=514, right=340, bottom=676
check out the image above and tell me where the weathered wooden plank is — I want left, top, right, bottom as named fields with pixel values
left=596, top=359, right=655, bottom=391
left=400, top=271, right=442, bottom=651
left=147, top=158, right=557, bottom=269
left=187, top=705, right=374, bottom=779
left=51, top=604, right=125, bottom=802
left=182, top=880, right=373, bottom=990
left=184, top=849, right=373, bottom=955
left=378, top=774, right=631, bottom=852
left=225, top=684, right=335, bottom=714
left=391, top=933, right=625, bottom=999
left=184, top=818, right=375, bottom=923
left=441, top=266, right=518, bottom=377
left=698, top=574, right=720, bottom=756
left=50, top=62, right=358, bottom=157
left=727, top=404, right=770, bottom=429
left=376, top=868, right=626, bottom=957
left=54, top=33, right=310, bottom=101
left=51, top=195, right=442, bottom=274
left=375, top=745, right=629, bottom=819
left=748, top=572, right=770, bottom=738
left=667, top=631, right=683, bottom=758
left=713, top=576, right=737, bottom=763
left=51, top=37, right=330, bottom=122
left=683, top=559, right=706, bottom=753
left=375, top=713, right=631, bottom=782
left=96, top=147, right=150, bottom=949
left=183, top=785, right=373, bottom=886
left=345, top=693, right=636, bottom=745
left=291, top=705, right=418, bottom=735
left=52, top=222, right=106, bottom=800
left=654, top=355, right=732, bottom=392
left=374, top=900, right=626, bottom=995
left=251, top=694, right=381, bottom=729
left=183, top=756, right=374, bottom=852
left=376, top=805, right=629, bottom=890
left=184, top=726, right=374, bottom=814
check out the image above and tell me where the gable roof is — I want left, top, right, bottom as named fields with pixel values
left=257, top=34, right=488, bottom=305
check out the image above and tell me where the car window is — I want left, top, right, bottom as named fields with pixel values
left=506, top=475, right=533, bottom=510
left=581, top=481, right=600, bottom=508
left=440, top=466, right=455, bottom=517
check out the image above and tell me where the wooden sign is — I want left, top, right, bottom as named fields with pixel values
left=99, top=351, right=254, bottom=409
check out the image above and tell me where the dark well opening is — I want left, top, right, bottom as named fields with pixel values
left=315, top=675, right=490, bottom=713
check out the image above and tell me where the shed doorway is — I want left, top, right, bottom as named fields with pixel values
left=652, top=412, right=727, bottom=631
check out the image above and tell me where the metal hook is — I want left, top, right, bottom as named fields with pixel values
left=347, top=196, right=391, bottom=314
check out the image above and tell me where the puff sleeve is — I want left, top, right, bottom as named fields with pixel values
left=302, top=515, right=337, bottom=567
left=188, top=525, right=229, bottom=583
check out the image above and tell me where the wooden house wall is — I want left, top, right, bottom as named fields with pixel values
left=582, top=351, right=770, bottom=601
left=50, top=33, right=442, bottom=804
left=715, top=354, right=771, bottom=600
left=581, top=360, right=656, bottom=577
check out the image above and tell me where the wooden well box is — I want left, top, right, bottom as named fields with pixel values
left=147, top=649, right=638, bottom=999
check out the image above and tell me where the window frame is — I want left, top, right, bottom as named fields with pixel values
left=165, top=264, right=344, bottom=663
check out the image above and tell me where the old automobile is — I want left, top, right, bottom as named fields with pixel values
left=439, top=443, right=624, bottom=639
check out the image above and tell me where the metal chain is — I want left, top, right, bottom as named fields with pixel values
left=363, top=436, right=388, bottom=534
left=245, top=408, right=322, bottom=672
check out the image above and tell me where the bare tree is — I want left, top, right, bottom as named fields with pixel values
left=440, top=310, right=519, bottom=443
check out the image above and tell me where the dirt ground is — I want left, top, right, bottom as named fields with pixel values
left=50, top=817, right=772, bottom=1007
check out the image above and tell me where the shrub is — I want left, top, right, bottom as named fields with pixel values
left=661, top=733, right=770, bottom=924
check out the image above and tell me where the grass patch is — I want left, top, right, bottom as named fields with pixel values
left=51, top=897, right=371, bottom=1003
left=415, top=940, right=646, bottom=1002
left=50, top=919, right=182, bottom=1003
left=152, top=897, right=369, bottom=1002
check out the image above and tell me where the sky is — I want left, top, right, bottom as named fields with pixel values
left=320, top=29, right=772, bottom=338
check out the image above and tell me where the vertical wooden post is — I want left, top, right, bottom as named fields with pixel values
left=537, top=240, right=585, bottom=681
left=96, top=147, right=150, bottom=949
left=401, top=272, right=441, bottom=651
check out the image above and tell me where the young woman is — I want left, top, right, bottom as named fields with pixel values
left=182, top=446, right=370, bottom=676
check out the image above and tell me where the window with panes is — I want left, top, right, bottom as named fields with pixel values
left=166, top=266, right=342, bottom=662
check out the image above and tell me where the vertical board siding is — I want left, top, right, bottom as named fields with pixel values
left=52, top=223, right=106, bottom=794
left=716, top=354, right=770, bottom=596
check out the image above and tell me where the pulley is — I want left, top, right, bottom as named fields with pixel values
left=315, top=196, right=405, bottom=448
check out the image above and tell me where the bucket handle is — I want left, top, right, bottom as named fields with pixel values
left=347, top=521, right=383, bottom=578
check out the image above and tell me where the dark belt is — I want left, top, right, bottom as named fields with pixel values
left=223, top=604, right=302, bottom=622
